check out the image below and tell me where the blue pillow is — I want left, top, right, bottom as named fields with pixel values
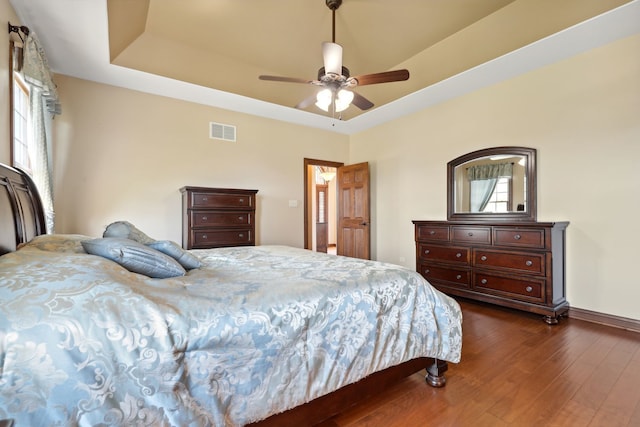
left=81, top=238, right=186, bottom=279
left=103, top=221, right=156, bottom=245
left=147, top=240, right=202, bottom=270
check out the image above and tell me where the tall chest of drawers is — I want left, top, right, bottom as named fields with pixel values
left=413, top=220, right=569, bottom=324
left=181, top=186, right=258, bottom=249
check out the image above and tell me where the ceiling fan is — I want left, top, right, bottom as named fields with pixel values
left=258, top=0, right=410, bottom=114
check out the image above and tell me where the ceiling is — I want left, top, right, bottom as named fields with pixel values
left=9, top=0, right=640, bottom=134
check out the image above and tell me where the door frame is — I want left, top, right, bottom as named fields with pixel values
left=303, top=158, right=344, bottom=250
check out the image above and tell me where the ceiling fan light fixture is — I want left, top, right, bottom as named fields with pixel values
left=315, top=88, right=333, bottom=111
left=335, top=89, right=353, bottom=112
left=322, top=42, right=343, bottom=75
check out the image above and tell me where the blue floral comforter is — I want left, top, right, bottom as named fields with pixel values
left=0, top=235, right=462, bottom=426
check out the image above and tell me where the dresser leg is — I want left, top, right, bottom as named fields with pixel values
left=543, top=315, right=559, bottom=325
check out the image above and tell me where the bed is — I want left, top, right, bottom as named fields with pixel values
left=0, top=163, right=462, bottom=426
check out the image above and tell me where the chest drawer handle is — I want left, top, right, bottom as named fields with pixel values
left=239, top=198, right=245, bottom=203
left=238, top=216, right=244, bottom=220
left=424, top=268, right=430, bottom=274
left=456, top=253, right=462, bottom=258
left=480, top=278, right=488, bottom=284
left=238, top=233, right=244, bottom=238
left=514, top=234, right=522, bottom=240
left=424, top=249, right=430, bottom=255
left=429, top=230, right=436, bottom=235
left=468, top=232, right=474, bottom=237
left=202, top=197, right=208, bottom=201
left=201, top=234, right=208, bottom=239
left=525, top=260, right=533, bottom=266
left=525, top=286, right=533, bottom=293
left=480, top=255, right=487, bottom=261
left=456, top=274, right=462, bottom=280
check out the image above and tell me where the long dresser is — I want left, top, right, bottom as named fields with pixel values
left=413, top=220, right=569, bottom=324
left=181, top=186, right=258, bottom=249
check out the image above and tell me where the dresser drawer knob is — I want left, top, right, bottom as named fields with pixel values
left=239, top=198, right=244, bottom=203
left=480, top=255, right=487, bottom=261
left=456, top=253, right=462, bottom=258
left=238, top=216, right=244, bottom=220
left=456, top=274, right=462, bottom=280
left=239, top=233, right=244, bottom=238
left=202, top=197, right=208, bottom=201
left=424, top=249, right=430, bottom=255
left=202, top=216, right=208, bottom=221
left=429, top=230, right=436, bottom=235
left=424, top=269, right=430, bottom=274
left=481, top=279, right=487, bottom=284
left=202, top=234, right=208, bottom=239
left=514, top=234, right=522, bottom=240
left=525, top=286, right=533, bottom=293
left=468, top=232, right=474, bottom=236
left=525, top=260, right=533, bottom=266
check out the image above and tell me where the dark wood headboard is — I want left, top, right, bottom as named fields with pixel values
left=0, top=162, right=46, bottom=255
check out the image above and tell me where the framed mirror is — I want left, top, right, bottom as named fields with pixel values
left=447, top=146, right=536, bottom=221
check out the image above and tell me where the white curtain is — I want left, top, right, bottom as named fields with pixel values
left=467, top=162, right=513, bottom=213
left=469, top=179, right=498, bottom=212
left=21, top=32, right=60, bottom=233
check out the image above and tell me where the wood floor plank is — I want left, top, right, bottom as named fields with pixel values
left=546, top=400, right=596, bottom=427
left=591, top=340, right=640, bottom=426
left=324, top=300, right=640, bottom=427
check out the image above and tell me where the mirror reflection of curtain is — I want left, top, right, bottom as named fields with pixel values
left=470, top=179, right=497, bottom=212
left=467, top=163, right=513, bottom=212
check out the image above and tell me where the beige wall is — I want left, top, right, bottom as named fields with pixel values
left=52, top=76, right=349, bottom=246
left=2, top=0, right=638, bottom=320
left=350, top=34, right=640, bottom=320
left=0, top=0, right=19, bottom=164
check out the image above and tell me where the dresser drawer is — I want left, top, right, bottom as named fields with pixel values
left=190, top=229, right=253, bottom=248
left=473, top=249, right=545, bottom=275
left=451, top=226, right=491, bottom=245
left=416, top=225, right=450, bottom=242
left=418, top=263, right=470, bottom=288
left=473, top=273, right=544, bottom=303
left=418, top=244, right=469, bottom=264
left=191, top=211, right=253, bottom=228
left=190, top=192, right=254, bottom=209
left=493, top=228, right=546, bottom=249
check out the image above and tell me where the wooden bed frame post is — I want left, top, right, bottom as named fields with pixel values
left=426, top=358, right=448, bottom=387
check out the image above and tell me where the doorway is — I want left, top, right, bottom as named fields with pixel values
left=304, top=159, right=371, bottom=260
left=304, top=158, right=343, bottom=253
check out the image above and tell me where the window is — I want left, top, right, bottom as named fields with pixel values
left=482, top=177, right=512, bottom=213
left=8, top=32, right=60, bottom=233
left=12, top=73, right=31, bottom=173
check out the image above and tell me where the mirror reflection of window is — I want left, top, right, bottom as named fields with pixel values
left=467, top=162, right=513, bottom=212
left=482, top=177, right=511, bottom=213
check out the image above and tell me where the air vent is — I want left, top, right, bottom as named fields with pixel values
left=210, top=122, right=236, bottom=142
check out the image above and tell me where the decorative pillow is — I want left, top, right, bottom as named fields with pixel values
left=103, top=221, right=156, bottom=245
left=19, top=234, right=91, bottom=253
left=81, top=238, right=185, bottom=279
left=147, top=240, right=202, bottom=270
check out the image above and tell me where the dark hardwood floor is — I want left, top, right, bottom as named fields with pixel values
left=320, top=299, right=640, bottom=427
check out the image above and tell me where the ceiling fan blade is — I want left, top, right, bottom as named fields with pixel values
left=295, top=94, right=318, bottom=110
left=352, top=69, right=410, bottom=86
left=322, top=42, right=343, bottom=75
left=351, top=91, right=374, bottom=111
left=259, top=75, right=315, bottom=84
